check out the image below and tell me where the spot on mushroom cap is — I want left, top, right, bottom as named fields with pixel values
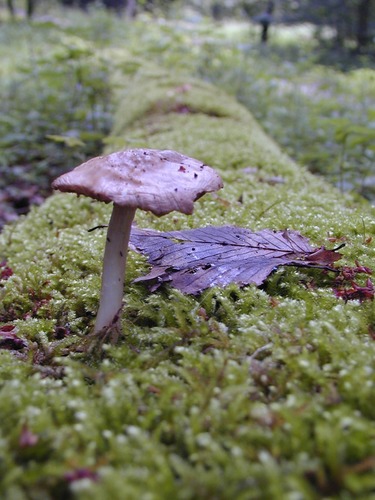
left=52, top=149, right=223, bottom=216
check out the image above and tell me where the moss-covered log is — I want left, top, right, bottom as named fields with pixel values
left=0, top=62, right=374, bottom=499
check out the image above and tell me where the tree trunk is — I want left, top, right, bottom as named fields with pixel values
left=26, top=0, right=35, bottom=18
left=357, top=0, right=371, bottom=50
left=261, top=22, right=269, bottom=43
left=125, top=0, right=137, bottom=18
left=259, top=1, right=274, bottom=44
left=7, top=0, right=15, bottom=17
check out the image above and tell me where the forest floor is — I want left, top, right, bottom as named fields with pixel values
left=0, top=177, right=46, bottom=229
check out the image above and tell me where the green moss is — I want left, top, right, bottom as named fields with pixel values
left=111, top=66, right=252, bottom=133
left=1, top=51, right=375, bottom=500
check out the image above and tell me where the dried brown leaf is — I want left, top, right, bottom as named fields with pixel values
left=130, top=225, right=342, bottom=294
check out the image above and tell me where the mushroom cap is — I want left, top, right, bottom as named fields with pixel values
left=52, top=148, right=223, bottom=216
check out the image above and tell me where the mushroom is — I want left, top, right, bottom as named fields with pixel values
left=52, top=148, right=223, bottom=337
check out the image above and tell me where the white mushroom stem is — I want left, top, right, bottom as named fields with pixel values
left=93, top=203, right=136, bottom=335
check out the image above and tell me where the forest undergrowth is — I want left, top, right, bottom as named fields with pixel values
left=0, top=8, right=374, bottom=228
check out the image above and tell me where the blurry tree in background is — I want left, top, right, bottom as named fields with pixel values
left=4, top=0, right=373, bottom=52
left=60, top=0, right=127, bottom=13
left=6, top=0, right=35, bottom=18
left=240, top=0, right=374, bottom=53
left=58, top=0, right=180, bottom=16
left=191, top=0, right=374, bottom=54
left=253, top=0, right=275, bottom=43
left=356, top=0, right=372, bottom=49
left=280, top=0, right=374, bottom=52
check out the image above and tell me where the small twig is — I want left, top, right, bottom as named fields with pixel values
left=332, top=243, right=346, bottom=251
left=257, top=199, right=283, bottom=219
left=87, top=225, right=108, bottom=232
left=247, top=342, right=273, bottom=362
left=289, top=262, right=341, bottom=273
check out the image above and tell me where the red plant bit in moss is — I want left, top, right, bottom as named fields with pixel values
left=24, top=289, right=52, bottom=319
left=54, top=324, right=72, bottom=340
left=339, top=261, right=372, bottom=281
left=173, top=104, right=192, bottom=114
left=64, top=468, right=99, bottom=483
left=0, top=260, right=13, bottom=281
left=333, top=260, right=374, bottom=302
left=353, top=260, right=372, bottom=275
left=19, top=424, right=39, bottom=448
left=334, top=278, right=374, bottom=303
left=0, top=325, right=28, bottom=350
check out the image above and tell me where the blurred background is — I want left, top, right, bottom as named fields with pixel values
left=0, top=0, right=374, bottom=228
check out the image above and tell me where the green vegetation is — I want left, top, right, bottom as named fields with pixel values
left=1, top=14, right=374, bottom=209
left=0, top=20, right=113, bottom=195
left=0, top=8, right=374, bottom=499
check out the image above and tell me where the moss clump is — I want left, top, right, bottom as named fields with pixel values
left=1, top=60, right=375, bottom=499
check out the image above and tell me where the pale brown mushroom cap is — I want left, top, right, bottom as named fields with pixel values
left=52, top=149, right=223, bottom=216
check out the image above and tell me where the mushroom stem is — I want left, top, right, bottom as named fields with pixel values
left=93, top=203, right=136, bottom=335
